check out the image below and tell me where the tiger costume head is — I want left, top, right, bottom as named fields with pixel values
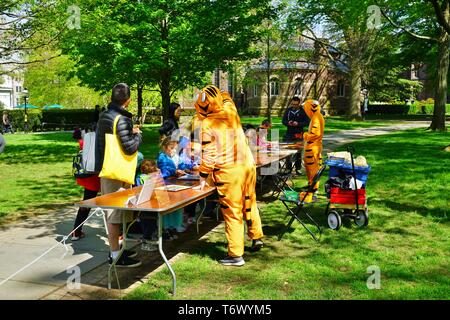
left=302, top=99, right=321, bottom=119
left=194, top=85, right=224, bottom=120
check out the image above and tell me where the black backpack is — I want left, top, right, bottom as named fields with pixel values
left=72, top=150, right=94, bottom=179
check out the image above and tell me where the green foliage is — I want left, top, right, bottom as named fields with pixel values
left=23, top=50, right=107, bottom=109
left=58, top=0, right=273, bottom=117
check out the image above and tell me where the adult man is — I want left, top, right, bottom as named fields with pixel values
left=95, top=83, right=143, bottom=267
left=195, top=85, right=264, bottom=267
left=282, top=97, right=310, bottom=174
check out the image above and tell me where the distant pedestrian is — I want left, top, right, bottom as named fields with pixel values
left=93, top=105, right=100, bottom=130
left=2, top=111, right=13, bottom=134
left=0, top=133, right=5, bottom=153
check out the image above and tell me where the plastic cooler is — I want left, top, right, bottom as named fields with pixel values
left=330, top=187, right=366, bottom=205
left=325, top=159, right=371, bottom=187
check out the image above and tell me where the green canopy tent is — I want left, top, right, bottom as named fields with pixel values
left=43, top=104, right=64, bottom=110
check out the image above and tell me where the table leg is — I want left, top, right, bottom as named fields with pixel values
left=196, top=198, right=206, bottom=234
left=158, top=213, right=177, bottom=295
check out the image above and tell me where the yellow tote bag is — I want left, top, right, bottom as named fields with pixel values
left=99, top=115, right=137, bottom=185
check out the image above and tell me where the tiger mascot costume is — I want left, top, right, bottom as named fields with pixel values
left=194, top=85, right=264, bottom=266
left=300, top=99, right=325, bottom=202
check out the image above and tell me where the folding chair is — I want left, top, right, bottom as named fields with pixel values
left=278, top=165, right=326, bottom=242
left=271, top=155, right=295, bottom=198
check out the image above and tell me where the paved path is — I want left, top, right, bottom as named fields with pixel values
left=0, top=121, right=429, bottom=300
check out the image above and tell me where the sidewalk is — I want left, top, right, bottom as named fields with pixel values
left=0, top=121, right=430, bottom=300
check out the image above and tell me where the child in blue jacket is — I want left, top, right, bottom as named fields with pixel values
left=157, top=137, right=186, bottom=238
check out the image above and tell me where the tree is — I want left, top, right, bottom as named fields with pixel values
left=288, top=0, right=390, bottom=120
left=24, top=48, right=106, bottom=108
left=58, top=0, right=272, bottom=120
left=1, top=1, right=63, bottom=74
left=378, top=0, right=448, bottom=131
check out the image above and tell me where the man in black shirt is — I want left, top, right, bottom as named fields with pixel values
left=282, top=97, right=310, bottom=174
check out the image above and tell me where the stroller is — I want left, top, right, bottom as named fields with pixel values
left=324, top=146, right=370, bottom=230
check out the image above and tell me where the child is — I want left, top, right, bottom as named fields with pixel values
left=178, top=141, right=201, bottom=224
left=135, top=159, right=159, bottom=251
left=157, top=137, right=186, bottom=238
left=257, top=119, right=272, bottom=148
left=178, top=141, right=200, bottom=172
left=71, top=128, right=100, bottom=241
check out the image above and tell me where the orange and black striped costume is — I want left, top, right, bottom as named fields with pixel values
left=194, top=85, right=263, bottom=258
left=302, top=99, right=325, bottom=191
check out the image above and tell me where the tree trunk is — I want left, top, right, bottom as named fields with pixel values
left=137, top=85, right=143, bottom=121
left=348, top=63, right=362, bottom=120
left=430, top=30, right=449, bottom=131
left=161, top=18, right=171, bottom=122
left=266, top=31, right=271, bottom=121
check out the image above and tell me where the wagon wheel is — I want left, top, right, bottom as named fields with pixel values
left=327, top=210, right=342, bottom=230
left=354, top=209, right=369, bottom=227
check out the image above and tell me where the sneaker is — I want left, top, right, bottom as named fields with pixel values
left=71, top=231, right=85, bottom=241
left=176, top=226, right=187, bottom=233
left=141, top=239, right=158, bottom=252
left=123, top=249, right=138, bottom=258
left=108, top=255, right=142, bottom=268
left=168, top=228, right=178, bottom=240
left=219, top=256, right=245, bottom=267
left=251, top=239, right=264, bottom=252
left=162, top=230, right=173, bottom=241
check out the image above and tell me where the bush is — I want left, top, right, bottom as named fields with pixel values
left=3, top=110, right=42, bottom=132
left=409, top=99, right=450, bottom=115
left=41, top=109, right=96, bottom=127
left=367, top=104, right=410, bottom=115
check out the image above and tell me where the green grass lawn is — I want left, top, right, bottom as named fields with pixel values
left=125, top=128, right=450, bottom=300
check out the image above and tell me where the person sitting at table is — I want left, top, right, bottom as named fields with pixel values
left=157, top=137, right=186, bottom=238
left=282, top=97, right=310, bottom=175
left=178, top=141, right=202, bottom=225
left=257, top=119, right=272, bottom=148
left=135, top=159, right=159, bottom=251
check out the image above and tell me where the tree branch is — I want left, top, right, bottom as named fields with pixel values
left=378, top=5, right=438, bottom=42
left=428, top=0, right=450, bottom=35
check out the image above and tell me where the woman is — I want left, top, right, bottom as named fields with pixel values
left=158, top=102, right=181, bottom=138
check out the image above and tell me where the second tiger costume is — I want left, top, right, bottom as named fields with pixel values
left=195, top=85, right=263, bottom=258
left=300, top=99, right=324, bottom=201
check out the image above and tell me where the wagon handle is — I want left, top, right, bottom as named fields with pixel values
left=346, top=145, right=359, bottom=211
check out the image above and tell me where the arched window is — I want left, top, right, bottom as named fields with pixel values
left=294, top=78, right=302, bottom=97
left=270, top=78, right=279, bottom=96
left=337, top=80, right=345, bottom=97
left=253, top=84, right=258, bottom=97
